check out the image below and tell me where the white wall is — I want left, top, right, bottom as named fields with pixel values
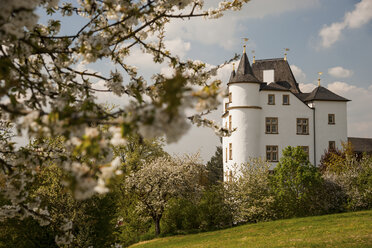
left=314, top=101, right=348, bottom=165
left=223, top=83, right=261, bottom=178
left=260, top=91, right=315, bottom=166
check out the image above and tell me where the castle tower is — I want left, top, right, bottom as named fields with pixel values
left=222, top=49, right=262, bottom=180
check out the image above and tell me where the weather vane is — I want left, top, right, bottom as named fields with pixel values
left=242, top=38, right=249, bottom=53
left=252, top=50, right=256, bottom=63
left=318, top=72, right=323, bottom=86
left=284, top=48, right=290, bottom=61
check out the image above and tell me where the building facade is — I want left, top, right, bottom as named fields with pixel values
left=222, top=51, right=349, bottom=180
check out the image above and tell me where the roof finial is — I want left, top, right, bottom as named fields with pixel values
left=318, top=72, right=323, bottom=87
left=284, top=48, right=290, bottom=61
left=252, top=50, right=255, bottom=63
left=242, top=38, right=249, bottom=53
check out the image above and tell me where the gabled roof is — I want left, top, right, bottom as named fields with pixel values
left=260, top=82, right=290, bottom=91
left=348, top=137, right=372, bottom=153
left=303, top=86, right=350, bottom=102
left=229, top=52, right=261, bottom=84
left=252, top=58, right=301, bottom=93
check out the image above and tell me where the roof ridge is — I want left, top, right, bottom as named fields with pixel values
left=255, top=58, right=284, bottom=62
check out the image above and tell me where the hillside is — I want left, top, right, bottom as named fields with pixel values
left=130, top=210, right=372, bottom=248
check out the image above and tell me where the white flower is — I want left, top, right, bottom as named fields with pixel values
left=94, top=178, right=109, bottom=194
left=85, top=127, right=99, bottom=138
left=109, top=126, right=127, bottom=146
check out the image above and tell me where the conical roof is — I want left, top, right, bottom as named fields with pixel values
left=229, top=52, right=261, bottom=84
left=303, top=86, right=350, bottom=102
left=228, top=70, right=236, bottom=82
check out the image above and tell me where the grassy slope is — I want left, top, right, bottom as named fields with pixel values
left=130, top=210, right=372, bottom=248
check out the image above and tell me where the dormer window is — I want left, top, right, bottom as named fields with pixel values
left=263, top=69, right=274, bottom=83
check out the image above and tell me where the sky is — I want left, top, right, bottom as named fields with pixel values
left=38, top=0, right=372, bottom=162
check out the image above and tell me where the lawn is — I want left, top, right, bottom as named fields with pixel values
left=130, top=210, right=372, bottom=248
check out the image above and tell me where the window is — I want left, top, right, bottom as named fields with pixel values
left=229, top=143, right=232, bottom=160
left=296, top=118, right=309, bottom=135
left=328, top=114, right=335, bottom=124
left=265, top=117, right=278, bottom=134
left=229, top=170, right=233, bottom=182
left=268, top=94, right=275, bottom=105
left=300, top=146, right=309, bottom=159
left=225, top=147, right=228, bottom=163
left=225, top=102, right=228, bottom=112
left=229, top=115, right=232, bottom=130
left=283, top=95, right=290, bottom=105
left=229, top=92, right=232, bottom=103
left=329, top=141, right=336, bottom=150
left=266, top=146, right=278, bottom=162
left=263, top=69, right=274, bottom=83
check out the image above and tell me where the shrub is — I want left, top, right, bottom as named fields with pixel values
left=225, top=159, right=275, bottom=224
left=270, top=146, right=323, bottom=218
left=323, top=153, right=372, bottom=211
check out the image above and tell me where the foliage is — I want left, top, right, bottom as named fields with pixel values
left=270, top=146, right=323, bottom=218
left=161, top=184, right=233, bottom=234
left=320, top=142, right=354, bottom=173
left=225, top=159, right=275, bottom=224
left=115, top=134, right=166, bottom=173
left=323, top=152, right=372, bottom=211
left=206, top=146, right=223, bottom=185
left=0, top=163, right=117, bottom=247
left=125, top=154, right=204, bottom=236
left=161, top=198, right=200, bottom=234
left=197, top=185, right=233, bottom=230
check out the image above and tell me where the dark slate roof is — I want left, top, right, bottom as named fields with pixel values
left=348, top=137, right=372, bottom=153
left=251, top=58, right=301, bottom=94
left=295, top=92, right=310, bottom=102
left=303, top=86, right=350, bottom=102
left=260, top=82, right=290, bottom=91
left=228, top=70, right=236, bottom=82
left=229, top=52, right=261, bottom=83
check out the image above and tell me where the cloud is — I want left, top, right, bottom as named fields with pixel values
left=327, top=81, right=372, bottom=138
left=290, top=65, right=307, bottom=83
left=124, top=38, right=191, bottom=78
left=299, top=82, right=317, bottom=92
left=328, top=66, right=353, bottom=78
left=230, top=0, right=320, bottom=19
left=318, top=0, right=372, bottom=48
left=164, top=0, right=319, bottom=50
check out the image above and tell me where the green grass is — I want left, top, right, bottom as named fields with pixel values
left=129, top=210, right=372, bottom=248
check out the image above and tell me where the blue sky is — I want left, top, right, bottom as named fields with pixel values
left=38, top=0, right=372, bottom=161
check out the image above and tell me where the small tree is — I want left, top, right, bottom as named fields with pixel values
left=125, top=154, right=203, bottom=236
left=206, top=146, right=223, bottom=185
left=225, top=159, right=275, bottom=224
left=271, top=146, right=323, bottom=218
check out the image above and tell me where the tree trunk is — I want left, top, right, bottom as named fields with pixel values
left=154, top=217, right=161, bottom=236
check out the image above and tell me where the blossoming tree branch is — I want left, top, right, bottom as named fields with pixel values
left=0, top=0, right=249, bottom=239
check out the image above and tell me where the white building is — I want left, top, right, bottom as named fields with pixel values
left=222, top=50, right=350, bottom=180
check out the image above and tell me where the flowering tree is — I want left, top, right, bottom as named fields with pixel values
left=0, top=0, right=249, bottom=243
left=125, top=154, right=203, bottom=236
left=224, top=159, right=275, bottom=224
